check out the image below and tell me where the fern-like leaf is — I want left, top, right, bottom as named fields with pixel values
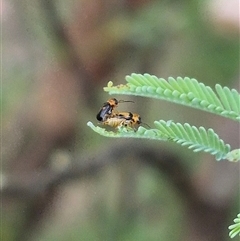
left=229, top=213, right=240, bottom=238
left=87, top=120, right=231, bottom=161
left=104, top=74, right=240, bottom=121
left=154, top=120, right=230, bottom=160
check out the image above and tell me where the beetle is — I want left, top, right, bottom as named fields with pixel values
left=103, top=112, right=143, bottom=131
left=96, top=98, right=133, bottom=122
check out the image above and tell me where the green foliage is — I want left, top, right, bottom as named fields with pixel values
left=88, top=120, right=230, bottom=161
left=104, top=74, right=240, bottom=121
left=154, top=120, right=230, bottom=161
left=88, top=73, right=240, bottom=162
left=229, top=213, right=240, bottom=238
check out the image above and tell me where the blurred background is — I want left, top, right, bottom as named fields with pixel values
left=2, top=0, right=239, bottom=241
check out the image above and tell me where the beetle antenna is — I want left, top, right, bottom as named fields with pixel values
left=118, top=100, right=134, bottom=103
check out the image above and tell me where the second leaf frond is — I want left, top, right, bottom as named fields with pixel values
left=154, top=120, right=230, bottom=161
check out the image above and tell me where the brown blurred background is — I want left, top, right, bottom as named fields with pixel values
left=2, top=0, right=239, bottom=241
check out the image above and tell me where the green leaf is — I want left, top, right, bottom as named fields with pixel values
left=104, top=74, right=240, bottom=121
left=229, top=213, right=240, bottom=238
left=153, top=120, right=230, bottom=160
left=87, top=120, right=231, bottom=161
